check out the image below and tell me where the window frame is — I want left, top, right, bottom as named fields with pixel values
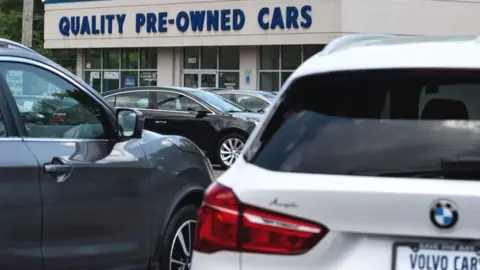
left=0, top=57, right=117, bottom=141
left=84, top=48, right=158, bottom=92
left=258, top=45, right=325, bottom=91
left=182, top=46, right=240, bottom=89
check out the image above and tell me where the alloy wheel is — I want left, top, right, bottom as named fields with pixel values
left=220, top=137, right=245, bottom=167
left=169, top=220, right=196, bottom=270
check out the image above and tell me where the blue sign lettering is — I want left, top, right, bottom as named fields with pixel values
left=58, top=5, right=311, bottom=36
left=59, top=14, right=126, bottom=36
left=258, top=5, right=312, bottom=30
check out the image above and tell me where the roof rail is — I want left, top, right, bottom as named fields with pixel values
left=319, top=34, right=396, bottom=55
left=0, top=38, right=38, bottom=54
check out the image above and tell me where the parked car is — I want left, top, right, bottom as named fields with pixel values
left=192, top=34, right=480, bottom=270
left=102, top=87, right=262, bottom=169
left=0, top=39, right=213, bottom=270
left=214, top=89, right=277, bottom=113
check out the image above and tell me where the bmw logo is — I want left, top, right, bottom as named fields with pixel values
left=430, top=199, right=459, bottom=229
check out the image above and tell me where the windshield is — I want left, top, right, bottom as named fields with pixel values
left=190, top=90, right=247, bottom=113
left=246, top=69, right=480, bottom=178
left=258, top=92, right=277, bottom=99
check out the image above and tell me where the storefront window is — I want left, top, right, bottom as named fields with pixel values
left=103, top=49, right=120, bottom=69
left=84, top=48, right=157, bottom=92
left=183, top=46, right=240, bottom=89
left=140, top=48, right=157, bottom=69
left=259, top=45, right=326, bottom=91
left=219, top=47, right=240, bottom=70
left=51, top=49, right=77, bottom=74
left=85, top=49, right=101, bottom=69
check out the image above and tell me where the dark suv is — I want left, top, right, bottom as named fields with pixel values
left=0, top=39, right=213, bottom=270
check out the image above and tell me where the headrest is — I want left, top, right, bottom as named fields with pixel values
left=421, top=98, right=469, bottom=120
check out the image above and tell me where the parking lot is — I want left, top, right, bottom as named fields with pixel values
left=213, top=167, right=225, bottom=179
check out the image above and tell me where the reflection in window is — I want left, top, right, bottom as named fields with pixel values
left=103, top=49, right=120, bottom=69
left=201, top=47, right=217, bottom=69
left=85, top=49, right=101, bottom=69
left=140, top=48, right=157, bottom=69
left=2, top=62, right=108, bottom=139
left=122, top=48, right=139, bottom=69
left=114, top=92, right=150, bottom=109
left=219, top=46, right=240, bottom=70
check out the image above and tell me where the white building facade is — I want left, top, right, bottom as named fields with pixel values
left=44, top=0, right=480, bottom=92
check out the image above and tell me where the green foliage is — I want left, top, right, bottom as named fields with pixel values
left=0, top=0, right=53, bottom=58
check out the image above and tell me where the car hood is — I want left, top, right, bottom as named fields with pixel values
left=228, top=111, right=262, bottom=120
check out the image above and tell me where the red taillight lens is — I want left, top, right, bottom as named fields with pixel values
left=194, top=182, right=328, bottom=255
left=52, top=113, right=66, bottom=122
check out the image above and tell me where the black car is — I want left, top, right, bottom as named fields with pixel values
left=0, top=39, right=213, bottom=270
left=102, top=87, right=262, bottom=169
left=214, top=89, right=277, bottom=113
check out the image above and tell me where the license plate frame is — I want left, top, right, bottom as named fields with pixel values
left=392, top=242, right=480, bottom=270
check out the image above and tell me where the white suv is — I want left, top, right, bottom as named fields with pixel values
left=191, top=34, right=480, bottom=270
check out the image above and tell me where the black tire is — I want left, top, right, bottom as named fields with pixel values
left=216, top=132, right=247, bottom=170
left=158, top=204, right=199, bottom=270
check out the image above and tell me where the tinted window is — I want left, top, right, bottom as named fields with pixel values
left=234, top=94, right=269, bottom=112
left=189, top=90, right=245, bottom=113
left=0, top=109, right=6, bottom=137
left=247, top=69, right=480, bottom=177
left=1, top=62, right=109, bottom=139
left=157, top=91, right=206, bottom=112
left=113, top=91, right=150, bottom=109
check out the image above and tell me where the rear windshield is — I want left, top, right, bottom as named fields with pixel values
left=245, top=69, right=480, bottom=176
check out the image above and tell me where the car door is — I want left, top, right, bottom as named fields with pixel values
left=155, top=91, right=216, bottom=152
left=0, top=60, right=152, bottom=270
left=0, top=77, right=42, bottom=270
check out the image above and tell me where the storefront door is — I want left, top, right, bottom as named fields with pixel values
left=200, top=71, right=217, bottom=88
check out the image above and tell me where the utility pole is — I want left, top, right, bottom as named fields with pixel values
left=21, top=0, right=34, bottom=47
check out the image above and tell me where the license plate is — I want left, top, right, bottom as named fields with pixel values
left=393, top=242, right=480, bottom=270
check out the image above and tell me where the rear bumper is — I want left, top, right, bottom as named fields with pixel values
left=191, top=251, right=240, bottom=270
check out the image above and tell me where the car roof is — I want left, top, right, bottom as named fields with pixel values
left=292, top=35, right=480, bottom=82
left=216, top=90, right=273, bottom=95
left=101, top=86, right=205, bottom=96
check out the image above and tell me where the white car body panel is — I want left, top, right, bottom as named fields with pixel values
left=192, top=35, right=480, bottom=270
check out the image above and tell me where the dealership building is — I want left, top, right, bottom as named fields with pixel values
left=44, top=0, right=480, bottom=92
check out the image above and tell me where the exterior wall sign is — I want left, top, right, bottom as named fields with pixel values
left=58, top=5, right=312, bottom=36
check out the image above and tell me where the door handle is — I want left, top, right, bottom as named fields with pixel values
left=44, top=157, right=72, bottom=183
left=155, top=120, right=167, bottom=124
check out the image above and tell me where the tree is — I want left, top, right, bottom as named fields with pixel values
left=0, top=0, right=53, bottom=58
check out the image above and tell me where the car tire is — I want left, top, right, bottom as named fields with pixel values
left=159, top=204, right=198, bottom=270
left=216, top=133, right=247, bottom=169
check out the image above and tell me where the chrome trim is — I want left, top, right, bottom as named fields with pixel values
left=0, top=137, right=22, bottom=142
left=23, top=138, right=110, bottom=143
left=104, top=89, right=217, bottom=115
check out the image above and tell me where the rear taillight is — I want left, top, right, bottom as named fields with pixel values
left=194, top=182, right=328, bottom=255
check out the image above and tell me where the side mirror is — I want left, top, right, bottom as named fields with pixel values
left=116, top=108, right=144, bottom=140
left=196, top=110, right=209, bottom=118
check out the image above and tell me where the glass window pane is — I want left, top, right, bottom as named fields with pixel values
left=219, top=46, right=239, bottom=70
left=85, top=71, right=102, bottom=92
left=303, top=44, right=325, bottom=61
left=85, top=49, right=101, bottom=69
left=4, top=62, right=108, bottom=139
left=201, top=74, right=216, bottom=88
left=140, top=48, right=157, bottom=69
left=260, top=46, right=280, bottom=70
left=122, top=48, right=139, bottom=69
left=281, top=45, right=302, bottom=70
left=260, top=72, right=279, bottom=91
left=140, top=71, right=157, bottom=86
left=114, top=92, right=150, bottom=109
left=103, top=49, right=120, bottom=69
left=183, top=47, right=199, bottom=69
left=102, top=71, right=120, bottom=91
left=184, top=74, right=198, bottom=88
left=281, top=72, right=293, bottom=86
left=52, top=49, right=77, bottom=74
left=234, top=94, right=269, bottom=112
left=219, top=72, right=239, bottom=90
left=201, top=47, right=217, bottom=69
left=121, top=71, right=138, bottom=88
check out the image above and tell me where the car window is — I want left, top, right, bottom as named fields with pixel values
left=156, top=91, right=206, bottom=112
left=104, top=95, right=115, bottom=107
left=218, top=93, right=232, bottom=100
left=0, top=109, right=6, bottom=137
left=234, top=94, right=269, bottom=112
left=189, top=90, right=246, bottom=113
left=112, top=92, right=150, bottom=109
left=246, top=69, right=480, bottom=177
left=0, top=62, right=109, bottom=139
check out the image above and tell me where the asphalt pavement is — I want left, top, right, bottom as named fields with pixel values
left=212, top=165, right=225, bottom=179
